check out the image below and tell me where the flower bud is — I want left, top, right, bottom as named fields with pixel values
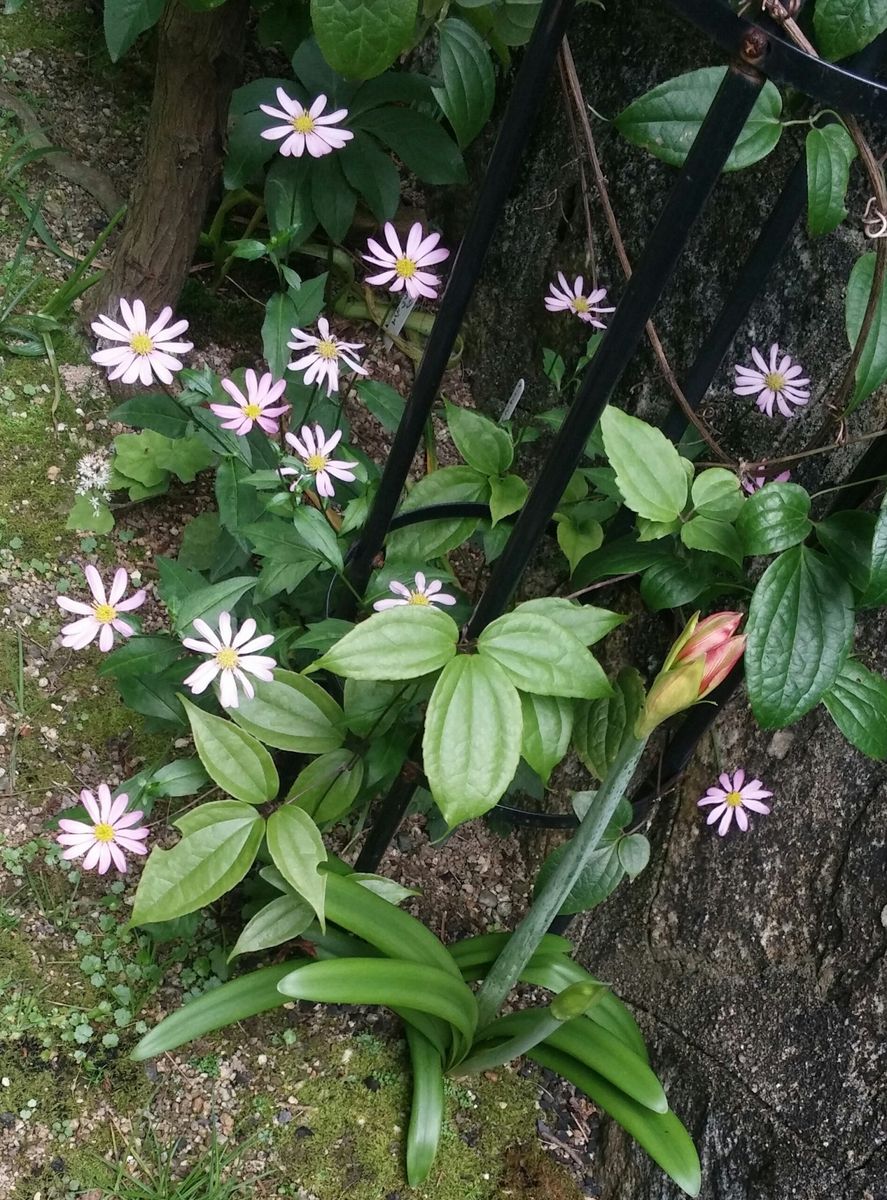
left=675, top=611, right=743, bottom=665
left=550, top=980, right=609, bottom=1022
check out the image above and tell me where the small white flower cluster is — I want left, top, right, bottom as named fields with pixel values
left=75, top=450, right=112, bottom=498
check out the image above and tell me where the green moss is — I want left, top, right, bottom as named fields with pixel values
left=0, top=2, right=94, bottom=54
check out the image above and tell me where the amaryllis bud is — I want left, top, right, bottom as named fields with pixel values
left=675, top=611, right=743, bottom=664
left=698, top=634, right=746, bottom=697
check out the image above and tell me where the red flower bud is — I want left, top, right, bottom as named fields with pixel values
left=675, top=611, right=743, bottom=664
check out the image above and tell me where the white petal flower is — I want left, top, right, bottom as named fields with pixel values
left=259, top=89, right=354, bottom=158
left=373, top=572, right=457, bottom=611
left=362, top=222, right=450, bottom=301
left=56, top=784, right=149, bottom=874
left=733, top=343, right=810, bottom=419
left=57, top=566, right=146, bottom=652
left=544, top=272, right=615, bottom=328
left=182, top=612, right=276, bottom=710
left=287, top=317, right=367, bottom=396
left=90, top=298, right=193, bottom=386
left=282, top=423, right=358, bottom=498
left=210, top=369, right=290, bottom=436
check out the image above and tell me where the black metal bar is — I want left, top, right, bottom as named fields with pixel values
left=354, top=762, right=418, bottom=872
left=666, top=0, right=887, bottom=120
left=344, top=0, right=577, bottom=602
left=466, top=64, right=766, bottom=638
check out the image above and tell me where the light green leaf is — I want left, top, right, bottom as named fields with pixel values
left=680, top=515, right=744, bottom=566
left=66, top=494, right=115, bottom=534
left=556, top=514, right=604, bottom=574
left=432, top=18, right=495, bottom=149
left=615, top=68, right=782, bottom=171
left=813, top=0, right=887, bottom=60
left=284, top=748, right=364, bottom=823
left=131, top=803, right=264, bottom=925
left=736, top=482, right=812, bottom=556
left=515, top=597, right=625, bottom=646
left=291, top=506, right=345, bottom=570
left=845, top=252, right=887, bottom=410
left=385, top=465, right=490, bottom=560
left=600, top=407, right=688, bottom=522
left=174, top=576, right=257, bottom=635
left=636, top=516, right=681, bottom=541
left=805, top=124, right=857, bottom=236
left=573, top=667, right=646, bottom=781
left=266, top=806, right=328, bottom=929
left=617, top=833, right=651, bottom=878
left=823, top=659, right=887, bottom=759
left=520, top=693, right=573, bottom=784
left=445, top=402, right=513, bottom=476
left=423, top=655, right=522, bottom=826
left=103, top=0, right=164, bottom=60
left=350, top=873, right=419, bottom=904
left=181, top=696, right=279, bottom=804
left=262, top=292, right=300, bottom=379
left=478, top=612, right=613, bottom=698
left=229, top=669, right=345, bottom=753
left=149, top=758, right=209, bottom=798
left=229, top=894, right=314, bottom=961
left=489, top=474, right=528, bottom=525
left=746, top=546, right=855, bottom=728
left=314, top=604, right=459, bottom=680
left=310, top=0, right=418, bottom=79
left=691, top=468, right=744, bottom=522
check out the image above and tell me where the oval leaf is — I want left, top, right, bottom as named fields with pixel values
left=520, top=693, right=574, bottom=784
left=478, top=612, right=613, bottom=698
left=432, top=19, right=495, bottom=149
left=823, top=658, right=887, bottom=760
left=266, top=805, right=328, bottom=929
left=230, top=669, right=345, bottom=752
left=736, top=482, right=812, bottom=556
left=181, top=696, right=279, bottom=804
left=310, top=0, right=418, bottom=80
left=600, top=407, right=689, bottom=522
left=314, top=606, right=458, bottom=680
left=805, top=124, right=857, bottom=237
left=229, top=893, right=314, bottom=961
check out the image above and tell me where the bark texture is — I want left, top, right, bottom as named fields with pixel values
left=91, top=0, right=250, bottom=320
left=455, top=2, right=887, bottom=1197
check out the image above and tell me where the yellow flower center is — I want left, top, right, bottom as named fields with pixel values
left=130, top=332, right=154, bottom=356
left=571, top=296, right=590, bottom=313
left=215, top=647, right=240, bottom=670
left=306, top=453, right=328, bottom=473
left=395, top=257, right=417, bottom=279
left=243, top=403, right=262, bottom=420
left=316, top=338, right=338, bottom=360
left=93, top=603, right=117, bottom=624
left=407, top=592, right=430, bottom=605
left=725, top=790, right=743, bottom=808
left=93, top=822, right=116, bottom=843
left=292, top=113, right=316, bottom=133
left=764, top=371, right=786, bottom=392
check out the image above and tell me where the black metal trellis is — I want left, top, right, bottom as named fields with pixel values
left=341, top=0, right=887, bottom=869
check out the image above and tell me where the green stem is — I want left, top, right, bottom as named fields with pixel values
left=473, top=734, right=647, bottom=1031
left=455, top=1013, right=563, bottom=1076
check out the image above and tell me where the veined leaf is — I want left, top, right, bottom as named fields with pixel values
left=314, top=606, right=459, bottom=680
left=520, top=693, right=573, bottom=784
left=478, top=612, right=612, bottom=698
left=600, top=407, right=688, bottom=522
left=228, top=894, right=314, bottom=961
left=823, top=658, right=887, bottom=760
left=230, top=669, right=345, bottom=753
left=181, top=697, right=279, bottom=805
left=266, top=806, right=328, bottom=930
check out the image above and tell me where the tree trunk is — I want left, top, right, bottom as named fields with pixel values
left=91, top=0, right=250, bottom=320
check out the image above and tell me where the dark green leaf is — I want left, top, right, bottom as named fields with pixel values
left=262, top=292, right=299, bottom=379
left=353, top=106, right=466, bottom=184
left=639, top=555, right=714, bottom=611
left=844, top=252, right=887, bottom=411
left=339, top=133, right=401, bottom=222
left=98, top=634, right=182, bottom=679
left=103, top=0, right=164, bottom=61
left=816, top=510, right=875, bottom=592
left=445, top=402, right=513, bottom=476
left=224, top=110, right=278, bottom=189
left=813, top=0, right=887, bottom=60
left=310, top=154, right=357, bottom=241
left=432, top=18, right=495, bottom=148
left=229, top=894, right=314, bottom=961
left=865, top=492, right=887, bottom=607
left=823, top=658, right=887, bottom=759
left=736, top=482, right=812, bottom=556
left=109, top=393, right=192, bottom=439
left=573, top=667, right=646, bottom=781
left=805, top=124, right=857, bottom=236
left=356, top=378, right=406, bottom=431
left=310, top=0, right=418, bottom=79
left=265, top=156, right=317, bottom=247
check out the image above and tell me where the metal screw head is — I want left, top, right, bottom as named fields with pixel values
left=740, top=26, right=769, bottom=64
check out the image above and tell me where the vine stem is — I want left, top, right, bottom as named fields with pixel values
left=473, top=733, right=647, bottom=1031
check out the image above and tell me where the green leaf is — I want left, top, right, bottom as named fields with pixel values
left=229, top=894, right=314, bottom=962
left=245, top=517, right=316, bottom=564
left=423, top=655, right=522, bottom=826
left=230, top=669, right=345, bottom=753
left=284, top=748, right=364, bottom=823
left=813, top=0, right=887, bottom=60
left=556, top=514, right=604, bottom=573
left=493, top=0, right=541, bottom=45
left=343, top=677, right=409, bottom=737
left=262, top=292, right=300, bottom=379
left=639, top=554, right=714, bottom=611
left=265, top=156, right=316, bottom=247
left=109, top=393, right=192, bottom=439
left=149, top=758, right=210, bottom=798
left=489, top=474, right=528, bottom=525
left=103, top=0, right=164, bottom=60
left=432, top=18, right=495, bottom=149
left=573, top=667, right=646, bottom=781
left=131, top=803, right=264, bottom=925
left=351, top=873, right=418, bottom=904
left=314, top=606, right=458, bottom=680
left=385, top=465, right=490, bottom=559
left=310, top=154, right=357, bottom=241
left=816, top=510, right=875, bottom=592
left=478, top=612, right=613, bottom=698
left=353, top=106, right=466, bottom=184
left=310, top=0, right=418, bottom=79
left=618, top=833, right=651, bottom=877
left=405, top=1027, right=444, bottom=1187
left=266, top=806, right=328, bottom=929
left=690, top=467, right=744, bottom=522
left=216, top=457, right=264, bottom=538
left=600, top=407, right=688, bottom=522
left=520, top=693, right=573, bottom=784
left=340, top=133, right=401, bottom=221
left=290, top=272, right=329, bottom=326
left=445, top=402, right=513, bottom=476
left=516, top=597, right=625, bottom=646
left=736, top=482, right=812, bottom=556
left=174, top=576, right=257, bottom=634
left=823, top=659, right=887, bottom=759
left=224, top=110, right=278, bottom=189
left=535, top=838, right=625, bottom=915
left=680, top=515, right=743, bottom=566
left=66, top=494, right=115, bottom=534
left=277, top=957, right=478, bottom=1044
left=356, top=379, right=406, bottom=432
left=116, top=673, right=185, bottom=728
left=746, top=546, right=855, bottom=728
left=98, top=635, right=183, bottom=679
left=291, top=505, right=344, bottom=570
left=866, top=492, right=887, bottom=607
left=805, top=124, right=857, bottom=236
left=181, top=696, right=279, bottom=804
left=844, top=252, right=887, bottom=410
left=615, top=67, right=782, bottom=171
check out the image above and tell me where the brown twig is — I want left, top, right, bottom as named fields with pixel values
left=558, top=38, right=736, bottom=466
left=558, top=56, right=598, bottom=286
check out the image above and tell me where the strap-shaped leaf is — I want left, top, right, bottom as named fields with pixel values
left=405, top=1027, right=445, bottom=1186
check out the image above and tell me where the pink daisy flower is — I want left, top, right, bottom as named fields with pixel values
left=741, top=468, right=791, bottom=494
left=57, top=566, right=146, bottom=652
left=697, top=769, right=772, bottom=837
left=90, top=298, right=192, bottom=387
left=362, top=222, right=450, bottom=301
left=373, top=572, right=457, bottom=611
left=259, top=89, right=353, bottom=158
left=733, top=344, right=810, bottom=418
left=56, top=784, right=149, bottom=874
left=282, top=424, right=358, bottom=499
left=544, top=272, right=615, bottom=328
left=182, top=612, right=276, bottom=710
left=287, top=317, right=367, bottom=396
left=209, top=369, right=290, bottom=436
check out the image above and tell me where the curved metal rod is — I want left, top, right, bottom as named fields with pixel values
left=665, top=0, right=887, bottom=119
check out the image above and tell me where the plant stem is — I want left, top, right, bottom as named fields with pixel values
left=473, top=733, right=647, bottom=1031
